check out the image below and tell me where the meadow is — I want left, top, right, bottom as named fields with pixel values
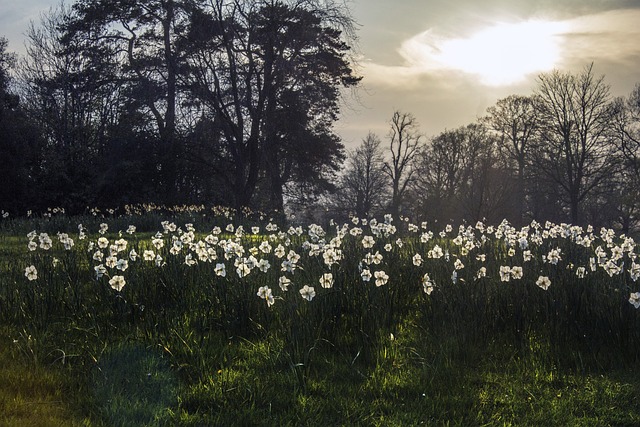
left=1, top=205, right=640, bottom=426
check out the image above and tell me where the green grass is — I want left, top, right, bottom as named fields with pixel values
left=2, top=318, right=640, bottom=425
left=1, top=213, right=640, bottom=425
left=0, top=329, right=92, bottom=426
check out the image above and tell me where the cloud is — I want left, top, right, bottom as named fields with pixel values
left=1, top=1, right=58, bottom=53
left=559, top=9, right=640, bottom=66
left=362, top=8, right=640, bottom=89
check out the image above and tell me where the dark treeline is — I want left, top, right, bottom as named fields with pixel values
left=0, top=0, right=359, bottom=217
left=331, top=65, right=640, bottom=232
left=1, top=2, right=639, bottom=231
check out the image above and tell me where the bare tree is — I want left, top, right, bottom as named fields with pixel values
left=483, top=94, right=538, bottom=225
left=607, top=83, right=640, bottom=231
left=19, top=4, right=126, bottom=210
left=533, top=64, right=619, bottom=224
left=611, top=83, right=640, bottom=177
left=412, top=123, right=506, bottom=223
left=383, top=111, right=423, bottom=218
left=337, top=132, right=388, bottom=218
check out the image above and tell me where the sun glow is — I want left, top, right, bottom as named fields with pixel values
left=401, top=20, right=569, bottom=86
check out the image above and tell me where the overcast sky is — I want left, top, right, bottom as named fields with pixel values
left=2, top=0, right=640, bottom=147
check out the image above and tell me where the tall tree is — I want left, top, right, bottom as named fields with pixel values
left=20, top=5, right=126, bottom=211
left=533, top=64, right=619, bottom=224
left=66, top=0, right=193, bottom=202
left=611, top=83, right=640, bottom=177
left=0, top=36, right=42, bottom=214
left=383, top=110, right=423, bottom=218
left=184, top=0, right=359, bottom=212
left=607, top=83, right=640, bottom=231
left=0, top=37, right=16, bottom=110
left=336, top=132, right=388, bottom=219
left=483, top=94, right=537, bottom=225
left=412, top=123, right=503, bottom=223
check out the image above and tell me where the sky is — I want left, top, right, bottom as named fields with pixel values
left=2, top=0, right=640, bottom=147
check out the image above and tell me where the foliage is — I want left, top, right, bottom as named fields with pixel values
left=1, top=0, right=359, bottom=215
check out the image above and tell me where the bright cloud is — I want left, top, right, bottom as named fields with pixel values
left=400, top=20, right=568, bottom=86
left=362, top=9, right=640, bottom=88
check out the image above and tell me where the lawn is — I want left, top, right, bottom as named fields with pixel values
left=1, top=209, right=639, bottom=425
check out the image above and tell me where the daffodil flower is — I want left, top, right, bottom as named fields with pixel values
left=374, top=270, right=389, bottom=287
left=257, top=286, right=275, bottom=307
left=319, top=272, right=334, bottom=288
left=300, top=285, right=316, bottom=301
left=629, top=292, right=640, bottom=309
left=536, top=275, right=551, bottom=290
left=109, top=275, right=126, bottom=292
left=24, top=265, right=38, bottom=281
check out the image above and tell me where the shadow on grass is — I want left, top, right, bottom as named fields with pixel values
left=91, top=342, right=179, bottom=426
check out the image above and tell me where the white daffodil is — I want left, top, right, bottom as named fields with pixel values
left=412, top=254, right=423, bottom=266
left=97, top=237, right=109, bottom=249
left=422, top=273, right=435, bottom=295
left=629, top=292, right=640, bottom=309
left=362, top=235, right=375, bottom=249
left=374, top=270, right=389, bottom=287
left=109, top=275, right=126, bottom=292
left=155, top=254, right=164, bottom=267
left=299, top=285, right=316, bottom=301
left=214, top=263, right=226, bottom=277
left=105, top=256, right=117, bottom=269
left=93, top=250, right=104, bottom=262
left=114, top=238, right=128, bottom=253
left=184, top=254, right=197, bottom=267
left=536, top=275, right=551, bottom=291
left=546, top=248, right=561, bottom=265
left=257, top=286, right=275, bottom=307
left=235, top=259, right=251, bottom=278
left=629, top=262, right=640, bottom=282
left=39, top=233, right=53, bottom=250
left=95, top=264, right=107, bottom=279
left=499, top=266, right=511, bottom=282
left=259, top=241, right=272, bottom=254
left=510, top=266, right=523, bottom=280
left=116, top=259, right=129, bottom=271
left=319, top=272, right=334, bottom=288
left=279, top=276, right=291, bottom=291
left=428, top=245, right=444, bottom=259
left=152, top=237, right=164, bottom=250
left=24, top=265, right=38, bottom=281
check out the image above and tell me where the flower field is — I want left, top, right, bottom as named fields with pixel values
left=1, top=207, right=640, bottom=425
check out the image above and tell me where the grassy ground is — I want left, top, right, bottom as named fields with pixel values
left=2, top=213, right=640, bottom=426
left=0, top=329, right=92, bottom=426
left=2, top=321, right=639, bottom=426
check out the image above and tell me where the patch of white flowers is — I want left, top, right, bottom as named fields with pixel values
left=19, top=215, right=640, bottom=311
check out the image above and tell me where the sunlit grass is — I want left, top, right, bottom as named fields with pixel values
left=1, top=209, right=639, bottom=425
left=0, top=329, right=93, bottom=426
